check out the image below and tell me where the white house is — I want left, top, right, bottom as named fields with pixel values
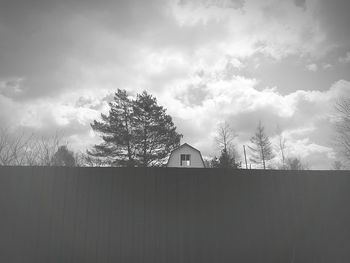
left=167, top=143, right=205, bottom=168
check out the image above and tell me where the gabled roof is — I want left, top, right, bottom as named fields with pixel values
left=167, top=143, right=206, bottom=167
left=172, top=143, right=201, bottom=153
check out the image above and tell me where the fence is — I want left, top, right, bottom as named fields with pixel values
left=0, top=167, right=349, bottom=262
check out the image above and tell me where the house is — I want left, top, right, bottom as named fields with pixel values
left=167, top=143, right=205, bottom=168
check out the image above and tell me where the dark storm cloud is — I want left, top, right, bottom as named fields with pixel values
left=0, top=0, right=168, bottom=100
left=0, top=0, right=234, bottom=101
left=1, top=0, right=349, bottom=101
left=293, top=0, right=306, bottom=9
left=0, top=2, right=79, bottom=99
left=315, top=0, right=350, bottom=47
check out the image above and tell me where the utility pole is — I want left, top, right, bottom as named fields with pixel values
left=243, top=145, right=248, bottom=169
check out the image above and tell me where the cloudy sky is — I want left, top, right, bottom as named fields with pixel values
left=1, top=0, right=350, bottom=169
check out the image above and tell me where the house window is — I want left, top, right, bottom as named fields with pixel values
left=180, top=154, right=191, bottom=166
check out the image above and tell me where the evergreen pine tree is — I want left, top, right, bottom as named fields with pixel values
left=88, top=89, right=136, bottom=166
left=218, top=148, right=239, bottom=168
left=52, top=145, right=76, bottom=167
left=88, top=89, right=182, bottom=166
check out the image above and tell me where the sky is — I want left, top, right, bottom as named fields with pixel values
left=1, top=0, right=350, bottom=169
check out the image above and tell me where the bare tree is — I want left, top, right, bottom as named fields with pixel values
left=0, top=128, right=63, bottom=166
left=275, top=126, right=287, bottom=169
left=0, top=128, right=35, bottom=166
left=215, top=122, right=239, bottom=168
left=248, top=121, right=274, bottom=169
left=215, top=122, right=236, bottom=151
left=35, top=133, right=62, bottom=166
left=332, top=160, right=343, bottom=170
left=334, top=98, right=350, bottom=162
left=0, top=128, right=17, bottom=165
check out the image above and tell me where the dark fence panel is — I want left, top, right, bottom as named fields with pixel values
left=0, top=167, right=350, bottom=263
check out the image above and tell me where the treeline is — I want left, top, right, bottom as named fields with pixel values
left=1, top=89, right=349, bottom=169
left=204, top=121, right=308, bottom=170
left=0, top=89, right=182, bottom=168
left=0, top=130, right=76, bottom=166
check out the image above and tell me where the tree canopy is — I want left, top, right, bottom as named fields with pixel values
left=211, top=148, right=240, bottom=168
left=88, top=89, right=182, bottom=167
left=52, top=145, right=76, bottom=167
left=285, top=157, right=305, bottom=170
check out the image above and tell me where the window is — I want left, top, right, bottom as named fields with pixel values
left=180, top=154, right=191, bottom=166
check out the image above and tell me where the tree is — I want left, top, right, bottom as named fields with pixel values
left=334, top=97, right=350, bottom=162
left=34, top=133, right=62, bottom=166
left=89, top=89, right=182, bottom=167
left=218, top=148, right=240, bottom=168
left=0, top=128, right=63, bottom=166
left=275, top=126, right=287, bottom=169
left=52, top=145, right=76, bottom=166
left=215, top=122, right=236, bottom=151
left=214, top=122, right=239, bottom=168
left=248, top=121, right=274, bottom=169
left=75, top=152, right=106, bottom=167
left=208, top=156, right=220, bottom=168
left=332, top=160, right=343, bottom=170
left=0, top=128, right=33, bottom=166
left=88, top=89, right=136, bottom=166
left=285, top=157, right=305, bottom=170
left=132, top=91, right=183, bottom=166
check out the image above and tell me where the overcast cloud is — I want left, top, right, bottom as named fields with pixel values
left=1, top=0, right=350, bottom=169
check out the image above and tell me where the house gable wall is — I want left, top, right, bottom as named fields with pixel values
left=167, top=144, right=205, bottom=168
